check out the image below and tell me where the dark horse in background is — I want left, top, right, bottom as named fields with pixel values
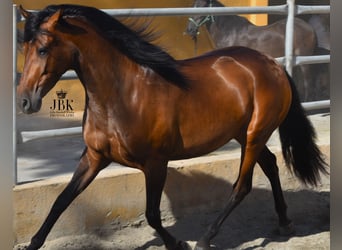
left=17, top=4, right=327, bottom=250
left=302, top=13, right=330, bottom=101
left=186, top=0, right=318, bottom=101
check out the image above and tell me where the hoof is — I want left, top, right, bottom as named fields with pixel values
left=175, top=240, right=192, bottom=250
left=15, top=244, right=37, bottom=250
left=14, top=245, right=28, bottom=250
left=194, top=245, right=208, bottom=250
left=278, top=222, right=295, bottom=236
left=194, top=241, right=217, bottom=250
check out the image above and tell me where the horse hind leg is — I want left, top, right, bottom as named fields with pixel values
left=257, top=146, right=294, bottom=235
left=195, top=130, right=270, bottom=250
left=296, top=64, right=312, bottom=101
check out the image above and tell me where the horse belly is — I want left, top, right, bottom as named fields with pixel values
left=177, top=124, right=242, bottom=159
left=175, top=90, right=251, bottom=159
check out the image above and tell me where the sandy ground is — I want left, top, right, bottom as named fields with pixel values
left=14, top=180, right=329, bottom=250
left=14, top=113, right=330, bottom=250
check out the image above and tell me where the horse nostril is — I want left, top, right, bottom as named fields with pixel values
left=22, top=98, right=31, bottom=112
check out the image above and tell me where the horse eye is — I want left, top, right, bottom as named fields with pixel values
left=38, top=47, right=48, bottom=56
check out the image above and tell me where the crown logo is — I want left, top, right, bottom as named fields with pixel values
left=56, top=89, right=67, bottom=99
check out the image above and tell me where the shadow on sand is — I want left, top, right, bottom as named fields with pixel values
left=139, top=167, right=329, bottom=249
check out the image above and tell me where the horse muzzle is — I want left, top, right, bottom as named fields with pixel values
left=17, top=88, right=43, bottom=114
left=20, top=96, right=42, bottom=114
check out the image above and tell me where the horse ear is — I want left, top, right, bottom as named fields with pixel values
left=45, top=9, right=63, bottom=31
left=19, top=5, right=31, bottom=19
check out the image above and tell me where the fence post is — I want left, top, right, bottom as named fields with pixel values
left=13, top=4, right=18, bottom=184
left=285, top=0, right=295, bottom=75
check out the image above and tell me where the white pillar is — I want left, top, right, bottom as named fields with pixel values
left=0, top=0, right=14, bottom=248
left=285, top=0, right=295, bottom=75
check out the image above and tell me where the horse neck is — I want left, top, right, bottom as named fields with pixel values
left=210, top=0, right=224, bottom=7
left=213, top=14, right=251, bottom=30
left=69, top=30, right=138, bottom=111
left=206, top=0, right=252, bottom=31
left=207, top=14, right=253, bottom=46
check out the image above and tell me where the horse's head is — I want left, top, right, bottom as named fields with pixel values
left=17, top=6, right=77, bottom=114
left=185, top=0, right=216, bottom=40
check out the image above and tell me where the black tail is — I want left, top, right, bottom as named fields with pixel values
left=279, top=71, right=328, bottom=186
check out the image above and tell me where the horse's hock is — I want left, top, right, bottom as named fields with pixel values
left=13, top=114, right=330, bottom=245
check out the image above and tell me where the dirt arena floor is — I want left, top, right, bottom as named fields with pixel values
left=14, top=179, right=329, bottom=250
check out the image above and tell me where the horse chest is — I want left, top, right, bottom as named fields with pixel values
left=84, top=115, right=160, bottom=168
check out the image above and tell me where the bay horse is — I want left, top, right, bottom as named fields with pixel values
left=186, top=0, right=317, bottom=101
left=17, top=4, right=327, bottom=250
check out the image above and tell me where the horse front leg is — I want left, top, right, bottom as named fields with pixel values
left=25, top=148, right=109, bottom=250
left=143, top=159, right=191, bottom=250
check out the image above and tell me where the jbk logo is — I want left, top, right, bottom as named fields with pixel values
left=50, top=89, right=74, bottom=117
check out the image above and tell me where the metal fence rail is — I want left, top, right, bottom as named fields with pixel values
left=14, top=1, right=330, bottom=183
left=20, top=4, right=329, bottom=18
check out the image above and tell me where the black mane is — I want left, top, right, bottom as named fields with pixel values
left=23, top=4, right=189, bottom=89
